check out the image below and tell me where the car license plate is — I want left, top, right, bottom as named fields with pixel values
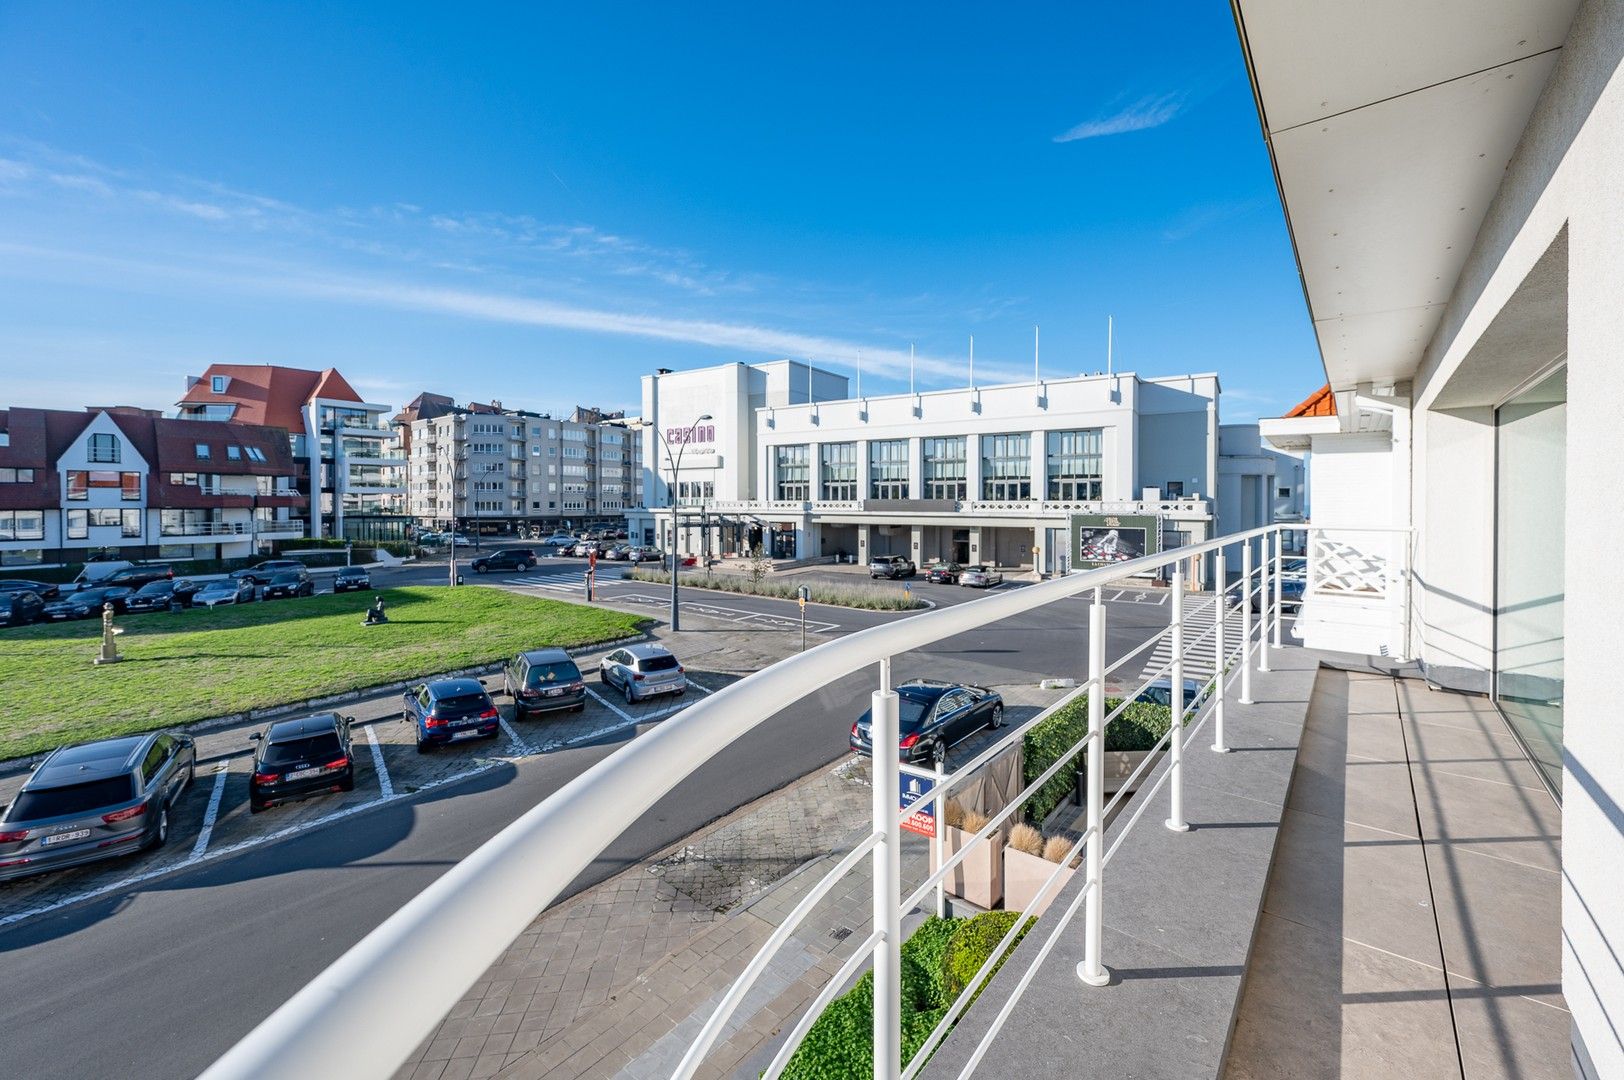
left=544, top=687, right=565, bottom=697
left=285, top=767, right=320, bottom=781
left=451, top=729, right=482, bottom=741
left=42, top=829, right=91, bottom=846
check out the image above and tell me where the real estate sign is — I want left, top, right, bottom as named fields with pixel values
left=1070, top=513, right=1161, bottom=570
left=900, top=773, right=937, bottom=838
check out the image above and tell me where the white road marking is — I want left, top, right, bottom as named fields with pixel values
left=585, top=685, right=635, bottom=723
left=685, top=679, right=713, bottom=695
left=364, top=722, right=394, bottom=799
left=188, top=766, right=231, bottom=861
left=498, top=715, right=528, bottom=753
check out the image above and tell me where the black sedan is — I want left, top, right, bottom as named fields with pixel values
left=0, top=578, right=61, bottom=601
left=850, top=680, right=1005, bottom=763
left=42, top=586, right=134, bottom=621
left=123, top=578, right=201, bottom=614
left=925, top=562, right=963, bottom=584
left=262, top=570, right=315, bottom=599
left=1, top=590, right=45, bottom=627
left=248, top=713, right=356, bottom=813
left=332, top=566, right=371, bottom=592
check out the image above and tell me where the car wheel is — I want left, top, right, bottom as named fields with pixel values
left=151, top=807, right=170, bottom=848
left=989, top=703, right=1005, bottom=729
left=416, top=739, right=432, bottom=754
left=623, top=680, right=636, bottom=705
left=249, top=801, right=265, bottom=814
left=474, top=565, right=487, bottom=574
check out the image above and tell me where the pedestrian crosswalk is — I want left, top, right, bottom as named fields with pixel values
left=1135, top=594, right=1245, bottom=687
left=506, top=575, right=588, bottom=595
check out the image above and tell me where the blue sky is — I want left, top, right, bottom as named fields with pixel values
left=0, top=2, right=1319, bottom=420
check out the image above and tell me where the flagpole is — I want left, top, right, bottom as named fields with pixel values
left=909, top=344, right=915, bottom=396
left=969, top=335, right=975, bottom=389
left=1034, top=325, right=1040, bottom=385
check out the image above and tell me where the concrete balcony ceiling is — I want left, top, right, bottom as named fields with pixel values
left=1234, top=0, right=1581, bottom=391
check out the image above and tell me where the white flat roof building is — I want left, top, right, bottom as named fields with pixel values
left=630, top=361, right=1262, bottom=578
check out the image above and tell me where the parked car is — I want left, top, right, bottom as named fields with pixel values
left=1228, top=574, right=1306, bottom=613
left=104, top=564, right=176, bottom=590
left=602, top=544, right=631, bottom=561
left=0, top=731, right=196, bottom=881
left=598, top=643, right=686, bottom=704
left=122, top=578, right=201, bottom=614
left=1, top=589, right=45, bottom=627
left=232, top=559, right=306, bottom=586
left=503, top=648, right=587, bottom=718
left=570, top=540, right=602, bottom=557
left=1131, top=677, right=1210, bottom=715
left=471, top=548, right=537, bottom=573
left=959, top=565, right=1004, bottom=589
left=446, top=533, right=472, bottom=546
left=402, top=678, right=500, bottom=752
left=869, top=555, right=917, bottom=580
left=67, top=560, right=133, bottom=590
left=626, top=546, right=664, bottom=564
left=849, top=680, right=1005, bottom=763
left=42, top=585, right=133, bottom=620
left=332, top=566, right=371, bottom=592
left=193, top=577, right=258, bottom=608
left=0, top=578, right=61, bottom=601
left=262, top=568, right=316, bottom=599
left=248, top=713, right=355, bottom=813
left=925, top=562, right=963, bottom=585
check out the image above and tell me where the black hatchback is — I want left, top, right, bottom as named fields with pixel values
left=1, top=590, right=45, bottom=627
left=248, top=714, right=356, bottom=812
left=262, top=569, right=315, bottom=599
left=503, top=648, right=587, bottom=718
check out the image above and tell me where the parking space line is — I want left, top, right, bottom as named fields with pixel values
left=364, top=722, right=394, bottom=799
left=685, top=679, right=713, bottom=695
left=498, top=715, right=528, bottom=754
left=188, top=765, right=231, bottom=861
left=585, top=685, right=635, bottom=723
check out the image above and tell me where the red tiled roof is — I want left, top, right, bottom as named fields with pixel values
left=1283, top=384, right=1336, bottom=418
left=177, top=364, right=365, bottom=429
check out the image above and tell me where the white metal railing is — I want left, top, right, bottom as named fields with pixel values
left=201, top=522, right=1338, bottom=1080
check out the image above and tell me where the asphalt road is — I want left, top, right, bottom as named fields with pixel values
left=0, top=558, right=1179, bottom=1080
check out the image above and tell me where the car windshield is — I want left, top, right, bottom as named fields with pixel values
left=269, top=573, right=302, bottom=585
left=134, top=581, right=173, bottom=596
left=7, top=776, right=136, bottom=820
left=199, top=581, right=235, bottom=593
left=339, top=569, right=365, bottom=577
left=262, top=733, right=342, bottom=765
left=526, top=662, right=582, bottom=686
left=432, top=693, right=489, bottom=716
left=637, top=655, right=679, bottom=673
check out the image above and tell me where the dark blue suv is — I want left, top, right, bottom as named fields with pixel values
left=402, top=678, right=500, bottom=753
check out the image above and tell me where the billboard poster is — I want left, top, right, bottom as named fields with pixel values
left=1070, top=513, right=1161, bottom=570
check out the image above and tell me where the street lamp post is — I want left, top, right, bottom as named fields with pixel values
left=654, top=413, right=712, bottom=632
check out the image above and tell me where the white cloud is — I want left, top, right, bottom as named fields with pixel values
left=1053, top=93, right=1184, bottom=143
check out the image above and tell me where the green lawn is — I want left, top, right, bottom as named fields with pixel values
left=1, top=586, right=648, bottom=761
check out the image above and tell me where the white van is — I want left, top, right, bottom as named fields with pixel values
left=69, top=560, right=133, bottom=590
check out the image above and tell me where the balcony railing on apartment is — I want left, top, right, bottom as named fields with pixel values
left=200, top=522, right=1406, bottom=1080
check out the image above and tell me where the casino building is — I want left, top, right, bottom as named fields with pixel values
left=629, top=359, right=1276, bottom=581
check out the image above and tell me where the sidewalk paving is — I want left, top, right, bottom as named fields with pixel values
left=392, top=681, right=1064, bottom=1080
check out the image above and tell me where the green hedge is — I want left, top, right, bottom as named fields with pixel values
left=781, top=912, right=1034, bottom=1079
left=625, top=568, right=923, bottom=611
left=1021, top=695, right=1175, bottom=823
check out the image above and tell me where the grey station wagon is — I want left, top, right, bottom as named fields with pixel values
left=0, top=732, right=197, bottom=881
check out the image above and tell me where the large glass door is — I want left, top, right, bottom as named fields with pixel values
left=1494, top=365, right=1566, bottom=797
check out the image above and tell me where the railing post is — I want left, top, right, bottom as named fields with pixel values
left=1257, top=533, right=1272, bottom=674
left=1212, top=549, right=1230, bottom=754
left=1272, top=528, right=1284, bottom=649
left=1077, top=598, right=1111, bottom=986
left=1239, top=539, right=1254, bottom=705
left=1165, top=564, right=1189, bottom=833
left=933, top=751, right=946, bottom=920
left=871, top=659, right=902, bottom=1080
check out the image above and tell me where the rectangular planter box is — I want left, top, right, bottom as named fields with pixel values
left=1003, top=845, right=1074, bottom=918
left=933, top=825, right=1003, bottom=910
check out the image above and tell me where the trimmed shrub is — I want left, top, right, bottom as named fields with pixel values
left=624, top=568, right=922, bottom=611
left=1007, top=823, right=1044, bottom=856
left=1021, top=695, right=1175, bottom=822
left=942, top=910, right=1033, bottom=1001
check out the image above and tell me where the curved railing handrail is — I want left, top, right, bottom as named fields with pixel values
left=201, top=523, right=1287, bottom=1080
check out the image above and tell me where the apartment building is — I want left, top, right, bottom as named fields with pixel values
left=404, top=401, right=643, bottom=535
left=0, top=406, right=303, bottom=566
left=176, top=364, right=409, bottom=543
left=629, top=360, right=1275, bottom=578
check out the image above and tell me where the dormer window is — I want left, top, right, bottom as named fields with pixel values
left=227, top=446, right=242, bottom=460
left=196, top=444, right=211, bottom=460
left=211, top=375, right=229, bottom=393
left=89, top=433, right=121, bottom=463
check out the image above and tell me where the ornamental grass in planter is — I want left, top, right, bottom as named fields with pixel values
left=1002, top=824, right=1076, bottom=917
left=934, top=807, right=1004, bottom=910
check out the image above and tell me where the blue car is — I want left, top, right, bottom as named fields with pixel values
left=401, top=678, right=500, bottom=753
